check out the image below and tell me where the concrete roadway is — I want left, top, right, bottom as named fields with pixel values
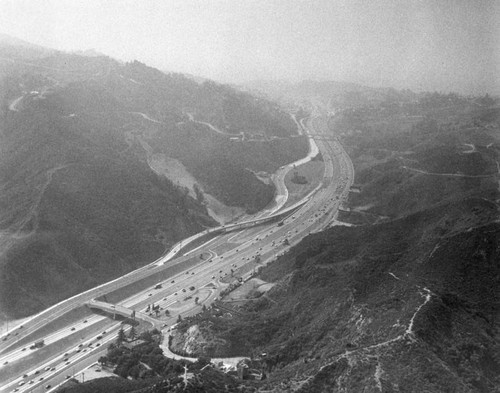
left=0, top=111, right=353, bottom=392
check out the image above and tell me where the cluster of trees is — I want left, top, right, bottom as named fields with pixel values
left=96, top=328, right=237, bottom=389
left=99, top=328, right=187, bottom=380
left=291, top=171, right=308, bottom=184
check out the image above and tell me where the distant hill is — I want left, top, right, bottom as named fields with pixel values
left=0, top=38, right=308, bottom=318
left=246, top=79, right=419, bottom=114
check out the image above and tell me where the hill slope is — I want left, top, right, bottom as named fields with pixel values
left=0, top=42, right=308, bottom=318
left=168, top=92, right=500, bottom=392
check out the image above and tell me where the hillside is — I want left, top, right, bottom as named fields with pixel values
left=0, top=42, right=308, bottom=319
left=167, top=92, right=500, bottom=392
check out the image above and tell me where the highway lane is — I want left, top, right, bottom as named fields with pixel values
left=1, top=324, right=122, bottom=393
left=0, top=110, right=353, bottom=391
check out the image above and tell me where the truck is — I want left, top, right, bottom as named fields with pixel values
left=30, top=339, right=44, bottom=349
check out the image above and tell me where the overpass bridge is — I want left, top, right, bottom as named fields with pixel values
left=85, top=300, right=161, bottom=328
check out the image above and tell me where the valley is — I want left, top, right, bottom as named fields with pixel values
left=0, top=31, right=498, bottom=393
left=0, top=103, right=353, bottom=392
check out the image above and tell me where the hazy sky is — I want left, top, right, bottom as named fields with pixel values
left=0, top=0, right=498, bottom=94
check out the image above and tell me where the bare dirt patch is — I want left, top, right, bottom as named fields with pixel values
left=223, top=278, right=275, bottom=301
left=283, top=160, right=324, bottom=208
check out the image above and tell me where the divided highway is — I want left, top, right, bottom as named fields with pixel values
left=0, top=110, right=354, bottom=392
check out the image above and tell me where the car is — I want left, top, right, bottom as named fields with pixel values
left=45, top=367, right=51, bottom=371
left=22, top=347, right=26, bottom=351
left=71, top=327, right=76, bottom=331
left=65, top=375, right=71, bottom=379
left=34, top=370, right=40, bottom=375
left=96, top=343, right=101, bottom=347
left=182, top=289, right=186, bottom=292
left=23, top=374, right=28, bottom=378
left=174, top=292, right=177, bottom=295
left=46, top=385, right=51, bottom=390
left=39, top=377, right=44, bottom=381
left=50, top=367, right=55, bottom=371
left=191, top=272, right=195, bottom=275
left=29, top=380, right=34, bottom=384
left=148, top=293, right=152, bottom=297
left=171, top=280, right=175, bottom=283
left=189, top=286, right=195, bottom=291
left=18, top=382, right=25, bottom=386
left=83, top=320, right=88, bottom=323
left=78, top=344, right=83, bottom=347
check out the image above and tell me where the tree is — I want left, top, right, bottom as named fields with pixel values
left=98, top=356, right=108, bottom=366
left=128, top=326, right=136, bottom=341
left=164, top=309, right=170, bottom=316
left=194, top=297, right=199, bottom=304
left=177, top=314, right=182, bottom=323
left=116, top=327, right=126, bottom=345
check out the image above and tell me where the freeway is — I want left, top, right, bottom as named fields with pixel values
left=0, top=109, right=354, bottom=392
